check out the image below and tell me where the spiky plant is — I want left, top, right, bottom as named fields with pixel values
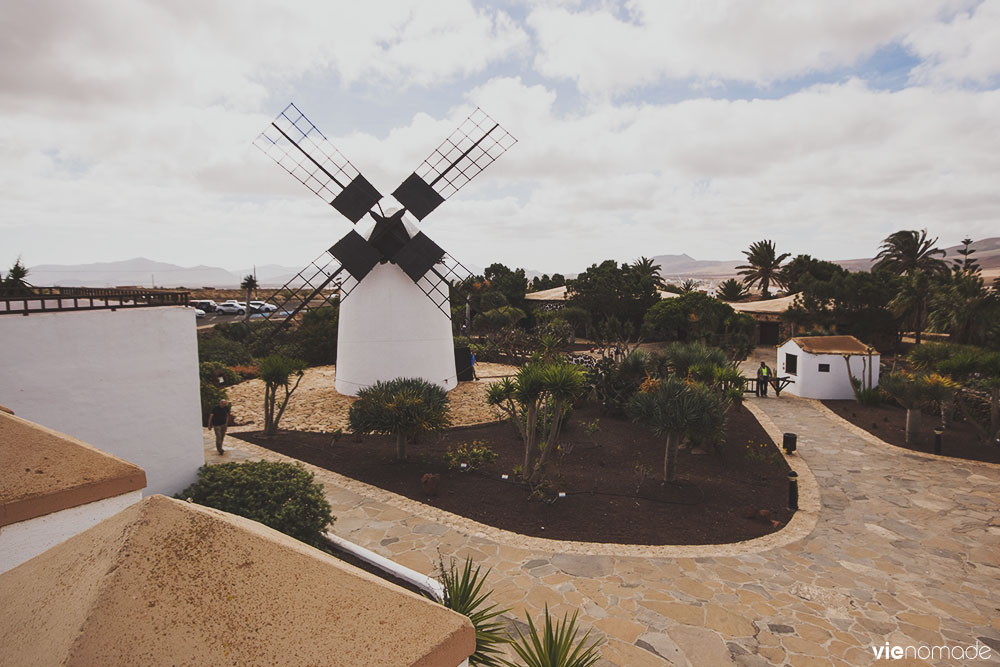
left=503, top=606, right=602, bottom=667
left=436, top=556, right=510, bottom=667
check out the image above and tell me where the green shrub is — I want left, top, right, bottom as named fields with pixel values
left=178, top=461, right=334, bottom=548
left=445, top=441, right=499, bottom=471
left=198, top=331, right=251, bottom=366
left=349, top=377, right=451, bottom=462
left=295, top=305, right=339, bottom=366
left=199, top=381, right=227, bottom=426
left=199, top=361, right=243, bottom=386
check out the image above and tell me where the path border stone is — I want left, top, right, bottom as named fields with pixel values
left=809, top=398, right=1000, bottom=469
left=228, top=399, right=821, bottom=558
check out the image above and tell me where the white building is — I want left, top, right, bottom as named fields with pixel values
left=776, top=335, right=879, bottom=400
left=0, top=303, right=204, bottom=495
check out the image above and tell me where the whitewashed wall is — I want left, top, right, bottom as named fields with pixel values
left=777, top=341, right=880, bottom=400
left=337, top=262, right=457, bottom=397
left=0, top=490, right=142, bottom=574
left=0, top=307, right=204, bottom=495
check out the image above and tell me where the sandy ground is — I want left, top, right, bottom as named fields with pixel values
left=225, top=362, right=518, bottom=432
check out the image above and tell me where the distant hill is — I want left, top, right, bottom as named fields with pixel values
left=22, top=238, right=1000, bottom=289
left=652, top=237, right=1000, bottom=281
left=27, top=258, right=241, bottom=288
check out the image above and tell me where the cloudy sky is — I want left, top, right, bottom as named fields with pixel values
left=2, top=0, right=999, bottom=275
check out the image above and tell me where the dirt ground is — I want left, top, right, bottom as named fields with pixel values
left=225, top=362, right=519, bottom=432
left=822, top=400, right=1000, bottom=464
left=235, top=402, right=793, bottom=546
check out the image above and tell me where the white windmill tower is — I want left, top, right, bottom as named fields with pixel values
left=250, top=104, right=516, bottom=395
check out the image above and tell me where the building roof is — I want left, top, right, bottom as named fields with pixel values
left=0, top=411, right=146, bottom=527
left=787, top=335, right=878, bottom=356
left=524, top=285, right=680, bottom=302
left=728, top=293, right=798, bottom=314
left=0, top=495, right=475, bottom=667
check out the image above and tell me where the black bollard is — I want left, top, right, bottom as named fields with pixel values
left=788, top=471, right=799, bottom=510
left=934, top=428, right=943, bottom=455
left=783, top=432, right=797, bottom=455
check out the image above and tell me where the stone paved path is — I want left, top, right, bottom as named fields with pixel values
left=205, top=394, right=1000, bottom=666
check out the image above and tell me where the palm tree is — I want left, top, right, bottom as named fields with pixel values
left=1, top=257, right=33, bottom=296
left=872, top=229, right=947, bottom=276
left=348, top=377, right=452, bottom=461
left=716, top=278, right=749, bottom=301
left=240, top=273, right=259, bottom=322
left=889, top=270, right=932, bottom=345
left=736, top=240, right=790, bottom=298
left=878, top=372, right=930, bottom=445
left=630, top=256, right=666, bottom=290
left=929, top=271, right=1000, bottom=345
left=627, top=376, right=725, bottom=481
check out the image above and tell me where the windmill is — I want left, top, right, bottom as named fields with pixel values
left=251, top=103, right=516, bottom=395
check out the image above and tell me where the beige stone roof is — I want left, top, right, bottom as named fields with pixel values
left=728, top=293, right=798, bottom=314
left=0, top=495, right=474, bottom=667
left=0, top=412, right=146, bottom=527
left=524, top=285, right=679, bottom=301
left=788, top=335, right=878, bottom=356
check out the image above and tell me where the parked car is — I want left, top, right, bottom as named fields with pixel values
left=189, top=299, right=217, bottom=312
left=249, top=301, right=277, bottom=313
left=193, top=308, right=206, bottom=319
left=215, top=302, right=246, bottom=315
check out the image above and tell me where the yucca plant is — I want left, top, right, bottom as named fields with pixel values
left=878, top=372, right=930, bottom=445
left=503, top=606, right=602, bottom=667
left=435, top=557, right=510, bottom=667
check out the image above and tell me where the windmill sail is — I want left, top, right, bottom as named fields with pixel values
left=392, top=107, right=517, bottom=220
left=254, top=103, right=382, bottom=222
left=248, top=103, right=515, bottom=352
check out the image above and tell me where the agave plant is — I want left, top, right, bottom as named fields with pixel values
left=503, top=606, right=602, bottom=667
left=436, top=556, right=510, bottom=666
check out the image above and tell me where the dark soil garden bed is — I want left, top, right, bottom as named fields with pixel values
left=821, top=400, right=1000, bottom=464
left=235, top=403, right=793, bottom=545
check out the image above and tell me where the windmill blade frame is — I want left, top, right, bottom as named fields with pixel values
left=391, top=107, right=517, bottom=220
left=244, top=250, right=347, bottom=348
left=253, top=103, right=383, bottom=223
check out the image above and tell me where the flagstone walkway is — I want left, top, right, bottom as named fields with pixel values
left=204, top=394, right=1000, bottom=666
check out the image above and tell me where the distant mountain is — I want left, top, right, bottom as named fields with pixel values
left=233, top=264, right=309, bottom=284
left=23, top=237, right=1000, bottom=290
left=650, top=237, right=1000, bottom=281
left=28, top=258, right=241, bottom=288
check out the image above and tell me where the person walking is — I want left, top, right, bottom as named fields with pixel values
left=757, top=362, right=771, bottom=397
left=470, top=350, right=479, bottom=381
left=208, top=398, right=231, bottom=455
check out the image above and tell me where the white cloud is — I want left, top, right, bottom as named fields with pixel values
left=905, top=0, right=1000, bottom=86
left=1, top=1, right=999, bottom=278
left=0, top=0, right=528, bottom=112
left=527, top=1, right=976, bottom=94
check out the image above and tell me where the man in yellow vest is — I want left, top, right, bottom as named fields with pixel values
left=757, top=362, right=771, bottom=397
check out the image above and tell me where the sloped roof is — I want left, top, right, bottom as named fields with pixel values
left=788, top=335, right=877, bottom=355
left=0, top=495, right=474, bottom=667
left=0, top=411, right=146, bottom=527
left=728, top=293, right=798, bottom=314
left=524, top=285, right=680, bottom=301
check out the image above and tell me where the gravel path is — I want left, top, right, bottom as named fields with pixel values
left=224, top=362, right=518, bottom=432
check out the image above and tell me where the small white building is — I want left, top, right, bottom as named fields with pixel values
left=776, top=335, right=879, bottom=400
